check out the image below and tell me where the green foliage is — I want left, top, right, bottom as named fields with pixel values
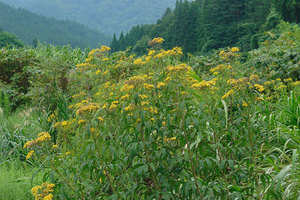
left=0, top=31, right=24, bottom=48
left=245, top=22, right=300, bottom=80
left=0, top=162, right=43, bottom=200
left=0, top=21, right=299, bottom=199
left=112, top=0, right=299, bottom=55
left=0, top=1, right=110, bottom=49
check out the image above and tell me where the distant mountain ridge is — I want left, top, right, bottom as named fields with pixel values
left=0, top=0, right=176, bottom=35
left=0, top=1, right=111, bottom=48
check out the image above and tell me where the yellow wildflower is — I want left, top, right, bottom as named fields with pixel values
left=148, top=50, right=155, bottom=56
left=26, top=150, right=34, bottom=160
left=144, top=83, right=154, bottom=90
left=76, top=103, right=100, bottom=115
left=100, top=46, right=111, bottom=53
left=23, top=140, right=36, bottom=149
left=231, top=47, right=240, bottom=52
left=120, top=94, right=130, bottom=101
left=222, top=90, right=234, bottom=99
left=284, top=78, right=293, bottom=82
left=149, top=37, right=164, bottom=45
left=257, top=97, right=264, bottom=101
left=157, top=82, right=166, bottom=89
left=78, top=120, right=86, bottom=124
left=103, top=70, right=109, bottom=75
left=276, top=85, right=287, bottom=90
left=90, top=128, right=96, bottom=132
left=250, top=75, right=260, bottom=82
left=44, top=194, right=53, bottom=200
left=242, top=101, right=248, bottom=107
left=254, top=84, right=265, bottom=92
left=133, top=58, right=145, bottom=65
left=96, top=70, right=102, bottom=75
left=109, top=103, right=117, bottom=110
left=291, top=81, right=300, bottom=86
left=60, top=121, right=68, bottom=126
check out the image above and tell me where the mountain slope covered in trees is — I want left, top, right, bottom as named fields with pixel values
left=0, top=1, right=110, bottom=48
left=0, top=0, right=177, bottom=35
left=111, top=0, right=299, bottom=55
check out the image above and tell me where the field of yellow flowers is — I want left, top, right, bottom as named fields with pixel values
left=1, top=22, right=299, bottom=199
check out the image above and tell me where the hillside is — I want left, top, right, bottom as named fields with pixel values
left=111, top=0, right=299, bottom=54
left=0, top=0, right=177, bottom=35
left=0, top=1, right=111, bottom=48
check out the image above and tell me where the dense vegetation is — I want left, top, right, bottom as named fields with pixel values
left=0, top=30, right=24, bottom=48
left=0, top=0, right=176, bottom=35
left=0, top=1, right=110, bottom=48
left=111, top=0, right=300, bottom=55
left=0, top=21, right=299, bottom=199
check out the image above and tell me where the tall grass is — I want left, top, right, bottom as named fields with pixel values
left=0, top=161, right=43, bottom=200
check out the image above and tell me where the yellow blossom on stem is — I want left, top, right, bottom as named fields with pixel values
left=254, top=84, right=265, bottom=92
left=78, top=120, right=86, bottom=124
left=222, top=90, right=234, bottom=99
left=242, top=101, right=248, bottom=107
left=144, top=83, right=154, bottom=90
left=120, top=94, right=130, bottom=101
left=100, top=46, right=111, bottom=53
left=231, top=47, right=240, bottom=52
left=257, top=97, right=264, bottom=101
left=26, top=150, right=34, bottom=160
left=98, top=117, right=104, bottom=122
left=157, top=82, right=166, bottom=89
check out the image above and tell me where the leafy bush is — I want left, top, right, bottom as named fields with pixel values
left=0, top=31, right=24, bottom=48
left=19, top=37, right=300, bottom=199
left=246, top=22, right=300, bottom=80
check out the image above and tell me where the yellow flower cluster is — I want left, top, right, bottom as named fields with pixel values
left=231, top=47, right=240, bottom=52
left=124, top=74, right=150, bottom=86
left=154, top=47, right=183, bottom=59
left=47, top=113, right=56, bottom=122
left=31, top=182, right=55, bottom=200
left=121, top=84, right=135, bottom=91
left=100, top=45, right=111, bottom=53
left=76, top=103, right=100, bottom=115
left=165, top=63, right=191, bottom=73
left=157, top=82, right=166, bottom=89
left=23, top=132, right=51, bottom=150
left=148, top=37, right=164, bottom=45
left=222, top=90, right=234, bottom=99
left=109, top=101, right=118, bottom=111
left=210, top=64, right=232, bottom=73
left=72, top=91, right=86, bottom=99
left=254, top=84, right=265, bottom=92
left=88, top=48, right=100, bottom=57
left=144, top=83, right=155, bottom=90
left=120, top=94, right=130, bottom=101
left=249, top=75, right=260, bottom=82
left=133, top=58, right=146, bottom=65
left=191, top=79, right=217, bottom=90
left=124, top=104, right=135, bottom=112
left=227, top=77, right=249, bottom=87
left=291, top=81, right=300, bottom=86
left=26, top=150, right=35, bottom=160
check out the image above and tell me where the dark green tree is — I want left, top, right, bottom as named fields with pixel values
left=0, top=31, right=24, bottom=48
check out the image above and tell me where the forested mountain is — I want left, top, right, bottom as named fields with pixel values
left=0, top=1, right=110, bottom=48
left=0, top=0, right=177, bottom=35
left=111, top=0, right=300, bottom=55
